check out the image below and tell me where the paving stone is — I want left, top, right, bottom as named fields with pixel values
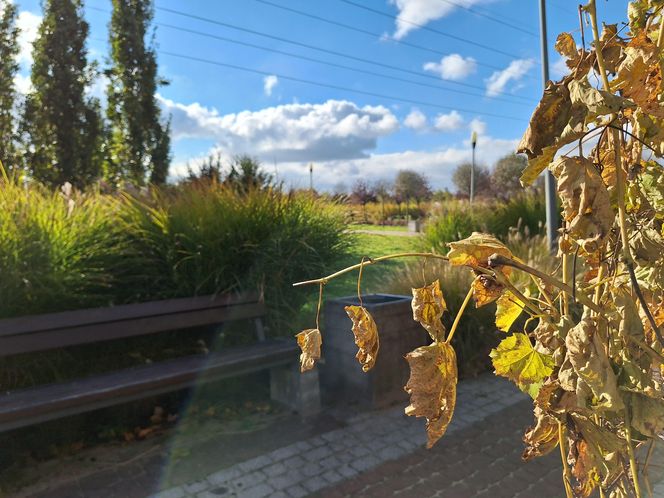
left=321, top=469, right=344, bottom=485
left=239, top=483, right=274, bottom=498
left=350, top=454, right=380, bottom=472
left=307, top=445, right=332, bottom=461
left=271, top=445, right=299, bottom=461
left=207, top=467, right=242, bottom=486
left=183, top=480, right=208, bottom=494
left=263, top=461, right=287, bottom=478
left=302, top=476, right=328, bottom=493
left=269, top=470, right=302, bottom=491
left=238, top=455, right=271, bottom=473
left=150, top=488, right=186, bottom=498
left=285, top=484, right=308, bottom=498
left=229, top=470, right=266, bottom=491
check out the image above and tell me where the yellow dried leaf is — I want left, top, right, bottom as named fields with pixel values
left=555, top=32, right=577, bottom=59
left=446, top=232, right=513, bottom=272
left=471, top=275, right=504, bottom=308
left=404, top=342, right=457, bottom=448
left=495, top=291, right=524, bottom=332
left=411, top=280, right=447, bottom=342
left=565, top=317, right=624, bottom=411
left=295, top=328, right=321, bottom=373
left=549, top=156, right=614, bottom=253
left=345, top=305, right=379, bottom=372
left=612, top=33, right=664, bottom=118
left=522, top=406, right=559, bottom=461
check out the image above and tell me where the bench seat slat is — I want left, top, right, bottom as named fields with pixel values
left=0, top=301, right=267, bottom=357
left=0, top=339, right=299, bottom=432
left=0, top=293, right=262, bottom=337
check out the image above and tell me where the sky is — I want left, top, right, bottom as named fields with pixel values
left=12, top=0, right=628, bottom=191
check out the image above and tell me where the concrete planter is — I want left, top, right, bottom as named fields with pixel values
left=407, top=219, right=422, bottom=232
left=321, top=294, right=430, bottom=408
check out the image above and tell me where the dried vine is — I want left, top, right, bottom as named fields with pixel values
left=294, top=2, right=664, bottom=497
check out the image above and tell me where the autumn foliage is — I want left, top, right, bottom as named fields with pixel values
left=296, top=1, right=664, bottom=497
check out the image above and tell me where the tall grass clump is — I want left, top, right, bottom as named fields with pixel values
left=0, top=181, right=137, bottom=318
left=121, top=183, right=350, bottom=332
left=423, top=193, right=547, bottom=251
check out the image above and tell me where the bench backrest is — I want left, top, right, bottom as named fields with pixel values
left=0, top=294, right=266, bottom=357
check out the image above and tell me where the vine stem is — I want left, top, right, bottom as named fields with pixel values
left=292, top=253, right=449, bottom=287
left=625, top=409, right=643, bottom=498
left=558, top=422, right=574, bottom=498
left=445, top=286, right=474, bottom=344
left=587, top=0, right=632, bottom=267
left=488, top=254, right=605, bottom=315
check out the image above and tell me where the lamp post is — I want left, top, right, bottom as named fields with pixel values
left=470, top=131, right=477, bottom=203
left=309, top=163, right=313, bottom=192
left=539, top=0, right=558, bottom=251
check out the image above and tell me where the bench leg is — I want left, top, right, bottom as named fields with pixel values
left=270, top=364, right=321, bottom=417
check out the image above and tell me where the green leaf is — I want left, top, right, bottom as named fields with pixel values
left=490, top=333, right=554, bottom=385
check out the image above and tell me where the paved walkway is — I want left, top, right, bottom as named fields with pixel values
left=19, top=374, right=664, bottom=497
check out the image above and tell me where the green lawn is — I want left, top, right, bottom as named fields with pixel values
left=348, top=223, right=409, bottom=232
left=293, top=232, right=423, bottom=330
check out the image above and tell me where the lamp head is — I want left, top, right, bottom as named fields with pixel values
left=471, top=131, right=478, bottom=148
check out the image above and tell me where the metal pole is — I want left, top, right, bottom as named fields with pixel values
left=309, top=163, right=313, bottom=192
left=470, top=131, right=477, bottom=203
left=539, top=0, right=558, bottom=251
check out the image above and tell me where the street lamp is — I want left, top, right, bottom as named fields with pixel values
left=470, top=131, right=478, bottom=204
left=309, top=163, right=313, bottom=192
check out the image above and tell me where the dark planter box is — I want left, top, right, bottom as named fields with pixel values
left=321, top=294, right=430, bottom=408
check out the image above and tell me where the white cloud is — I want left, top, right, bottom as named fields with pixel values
left=13, top=73, right=32, bottom=94
left=434, top=110, right=464, bottom=132
left=17, top=11, right=41, bottom=67
left=159, top=97, right=399, bottom=162
left=485, top=58, right=535, bottom=96
left=404, top=108, right=428, bottom=131
left=263, top=75, right=278, bottom=96
left=423, top=54, right=477, bottom=81
left=390, top=0, right=490, bottom=40
left=551, top=57, right=570, bottom=80
left=469, top=118, right=487, bottom=135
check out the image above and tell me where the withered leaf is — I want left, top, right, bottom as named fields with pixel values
left=565, top=317, right=624, bottom=411
left=471, top=275, right=504, bottom=308
left=490, top=333, right=554, bottom=387
left=522, top=405, right=559, bottom=461
left=549, top=156, right=614, bottom=253
left=555, top=32, right=577, bottom=59
left=404, top=342, right=457, bottom=448
left=628, top=392, right=664, bottom=437
left=612, top=33, right=664, bottom=119
left=295, top=328, right=322, bottom=373
left=345, top=305, right=379, bottom=372
left=447, top=232, right=513, bottom=274
left=411, top=280, right=447, bottom=342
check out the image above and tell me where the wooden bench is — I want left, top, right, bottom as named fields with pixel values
left=0, top=294, right=320, bottom=432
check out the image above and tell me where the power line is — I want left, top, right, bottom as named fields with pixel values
left=150, top=21, right=532, bottom=106
left=337, top=0, right=539, bottom=62
left=252, top=0, right=511, bottom=73
left=159, top=49, right=528, bottom=122
left=434, top=0, right=537, bottom=36
left=151, top=5, right=535, bottom=103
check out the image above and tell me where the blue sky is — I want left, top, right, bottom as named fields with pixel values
left=13, top=0, right=628, bottom=191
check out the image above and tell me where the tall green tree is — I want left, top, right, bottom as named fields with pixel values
left=0, top=0, right=19, bottom=172
left=106, top=0, right=170, bottom=186
left=21, top=0, right=102, bottom=188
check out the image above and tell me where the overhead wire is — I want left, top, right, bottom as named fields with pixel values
left=252, top=0, right=510, bottom=73
left=434, top=0, right=537, bottom=36
left=337, top=0, right=539, bottom=62
left=148, top=4, right=536, bottom=103
left=157, top=50, right=527, bottom=122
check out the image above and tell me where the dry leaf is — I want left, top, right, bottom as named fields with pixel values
left=447, top=232, right=513, bottom=274
left=404, top=342, right=457, bottom=448
left=522, top=405, right=559, bottom=461
left=411, top=280, right=447, bottom=342
left=549, top=156, right=614, bottom=253
left=555, top=32, right=578, bottom=59
left=471, top=275, right=504, bottom=308
left=565, top=317, right=624, bottom=411
left=295, top=328, right=322, bottom=372
left=345, top=305, right=379, bottom=372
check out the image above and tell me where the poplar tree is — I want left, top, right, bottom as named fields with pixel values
left=21, top=0, right=103, bottom=188
left=0, top=0, right=19, bottom=172
left=106, top=0, right=170, bottom=186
